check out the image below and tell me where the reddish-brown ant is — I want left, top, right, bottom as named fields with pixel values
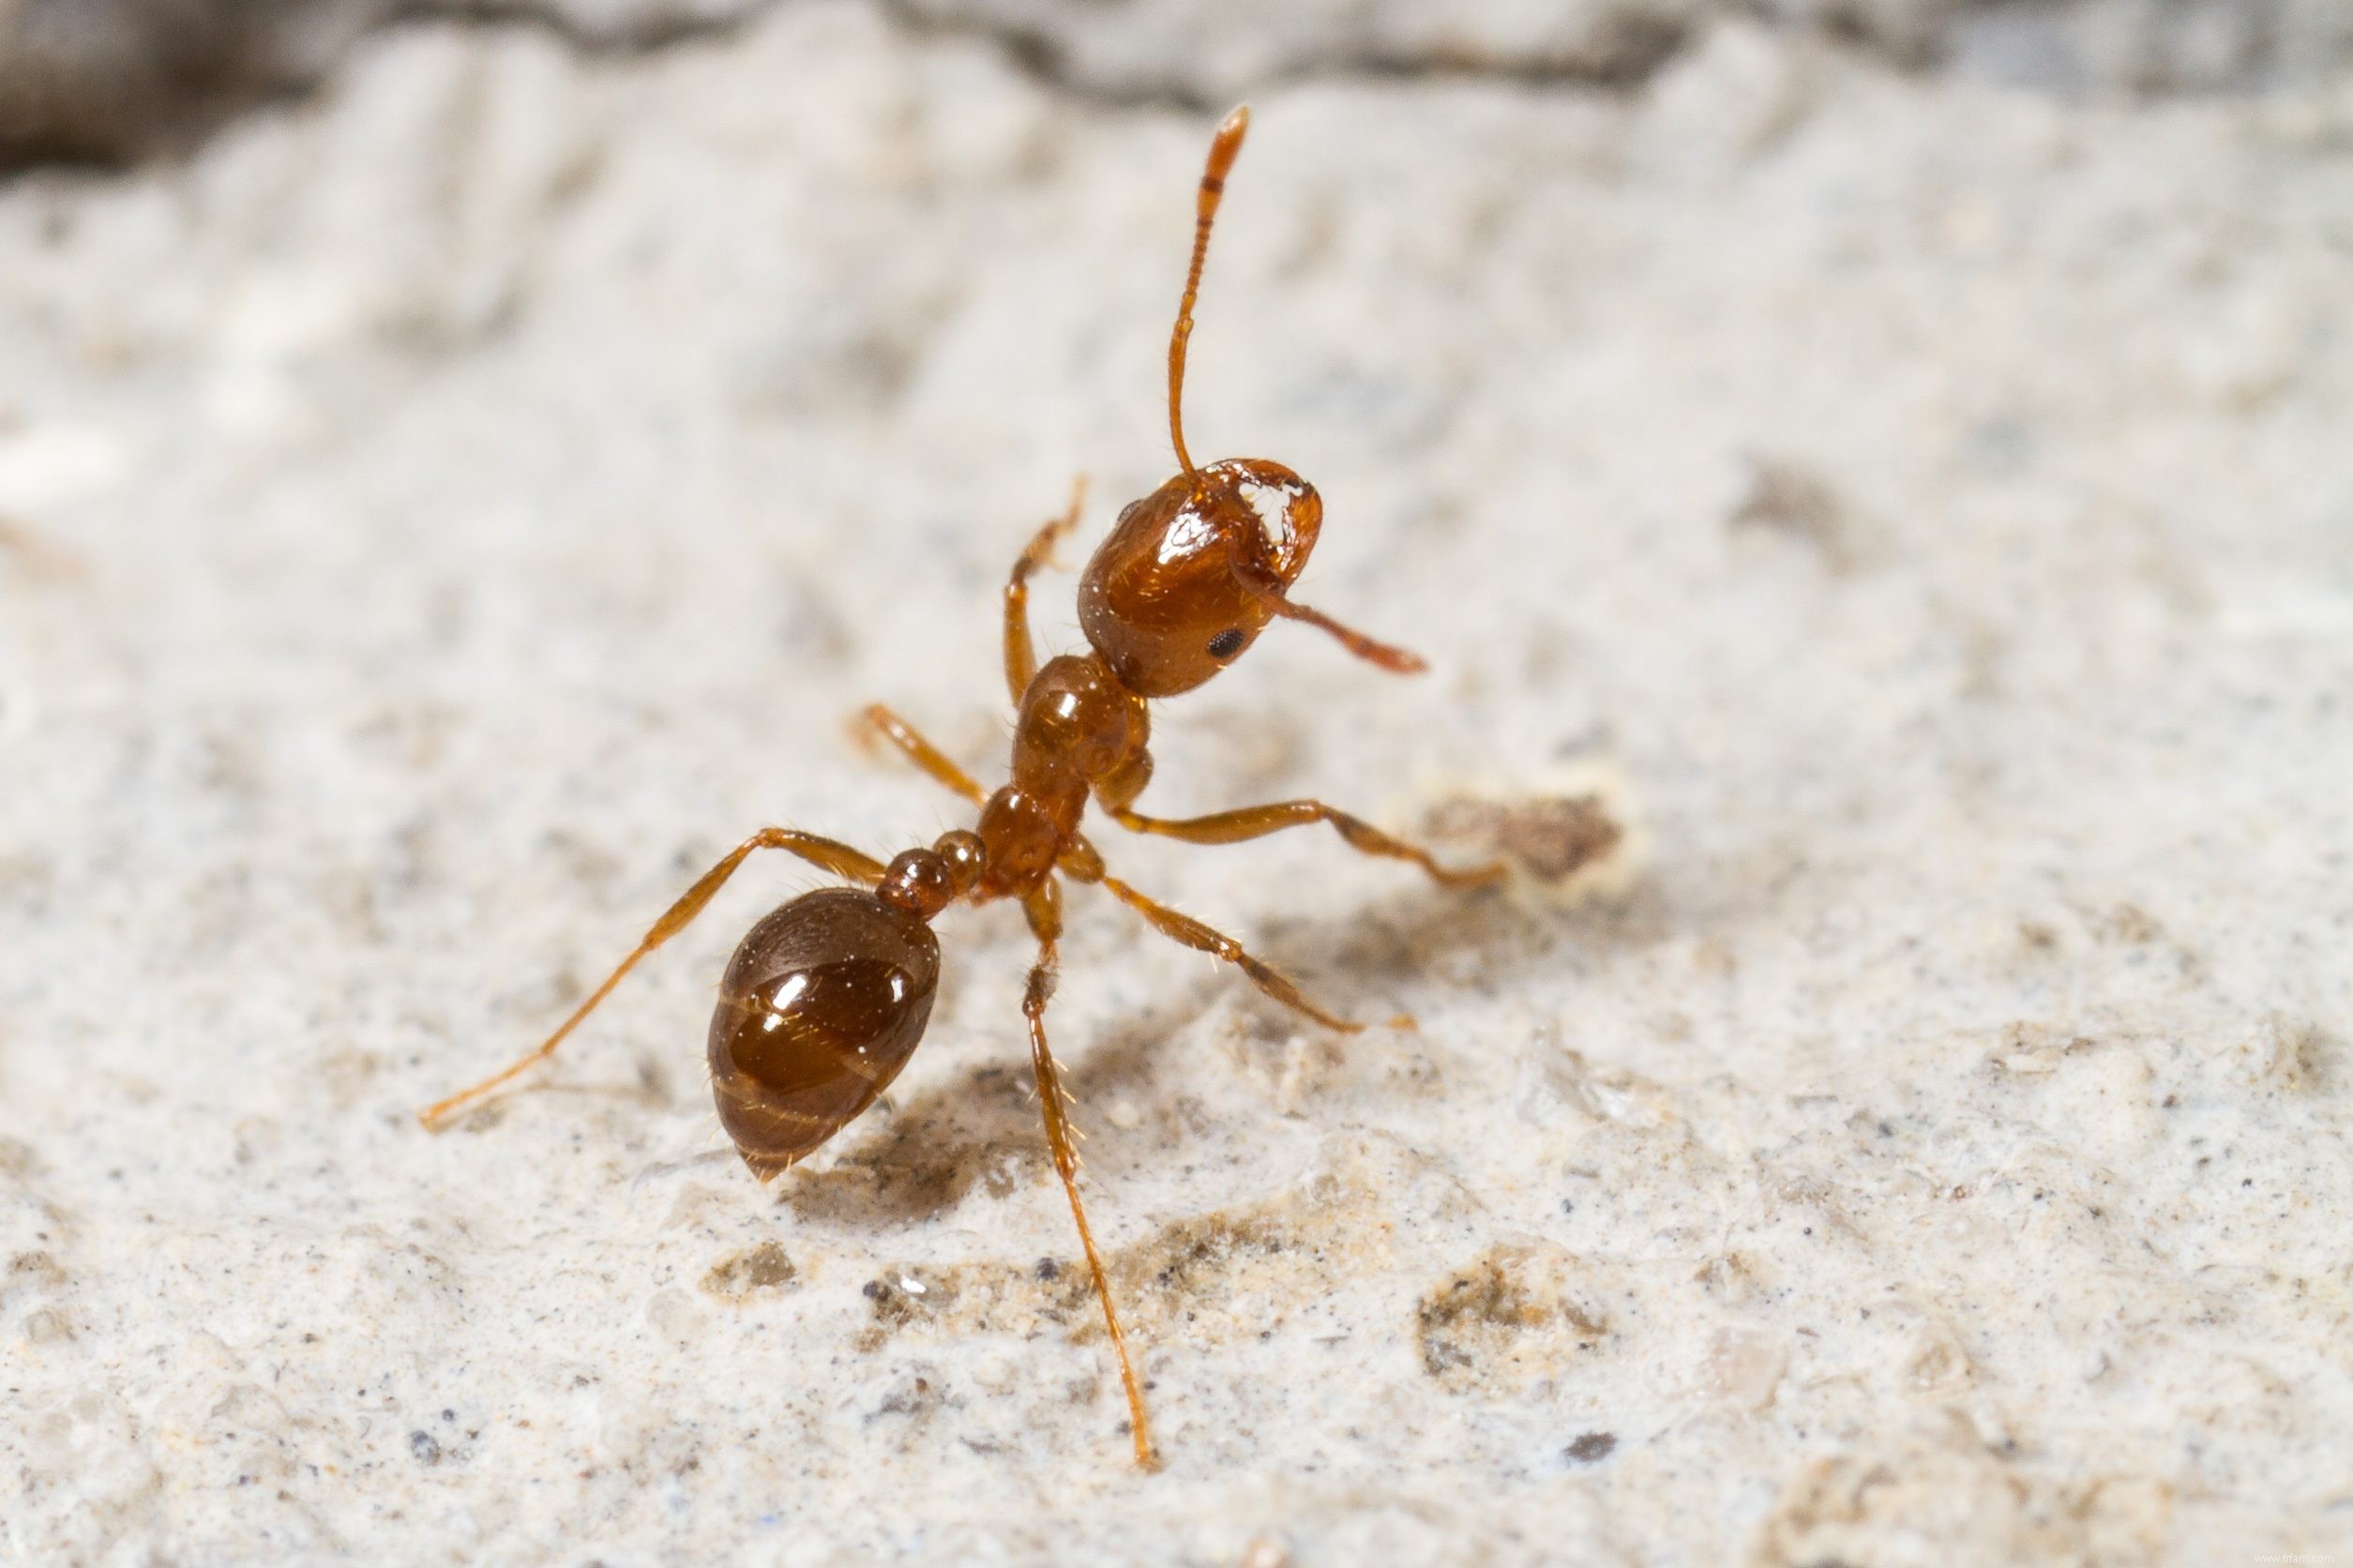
left=420, top=105, right=1503, bottom=1468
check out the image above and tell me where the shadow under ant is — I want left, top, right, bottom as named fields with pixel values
left=772, top=878, right=1651, bottom=1231
left=775, top=978, right=1219, bottom=1230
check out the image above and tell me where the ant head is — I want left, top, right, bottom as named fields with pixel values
left=1076, top=458, right=1321, bottom=698
left=1076, top=106, right=1424, bottom=702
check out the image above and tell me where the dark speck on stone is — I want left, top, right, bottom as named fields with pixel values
left=1566, top=1431, right=1617, bottom=1464
left=410, top=1430, right=442, bottom=1466
left=1034, top=1258, right=1060, bottom=1281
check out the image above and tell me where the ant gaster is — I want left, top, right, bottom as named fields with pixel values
left=420, top=106, right=1503, bottom=1469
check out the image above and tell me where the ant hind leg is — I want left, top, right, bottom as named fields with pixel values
left=1019, top=884, right=1156, bottom=1469
left=417, top=827, right=887, bottom=1131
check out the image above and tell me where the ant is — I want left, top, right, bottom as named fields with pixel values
left=420, top=105, right=1504, bottom=1469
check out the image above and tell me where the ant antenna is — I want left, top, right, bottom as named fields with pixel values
left=1169, top=104, right=1250, bottom=484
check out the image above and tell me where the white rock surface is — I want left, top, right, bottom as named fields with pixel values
left=12, top=0, right=2353, bottom=160
left=2, top=5, right=2349, bottom=1562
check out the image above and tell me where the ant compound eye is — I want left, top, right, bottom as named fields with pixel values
left=1206, top=628, right=1246, bottom=661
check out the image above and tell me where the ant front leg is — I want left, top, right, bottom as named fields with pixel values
left=857, top=703, right=986, bottom=806
left=1107, top=800, right=1506, bottom=889
left=418, top=827, right=887, bottom=1131
left=1003, top=476, right=1087, bottom=705
left=1019, top=880, right=1156, bottom=1469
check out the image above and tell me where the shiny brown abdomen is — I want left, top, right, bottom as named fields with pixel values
left=706, top=886, right=940, bottom=1180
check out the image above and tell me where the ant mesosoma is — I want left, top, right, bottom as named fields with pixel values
left=421, top=106, right=1504, bottom=1468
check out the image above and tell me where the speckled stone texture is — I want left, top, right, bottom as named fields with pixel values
left=2, top=4, right=2349, bottom=1563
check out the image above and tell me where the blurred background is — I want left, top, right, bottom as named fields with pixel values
left=8, top=0, right=2353, bottom=168
left=2, top=2, right=2349, bottom=1563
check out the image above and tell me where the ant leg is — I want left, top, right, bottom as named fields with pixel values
left=856, top=702, right=986, bottom=806
left=1004, top=476, right=1087, bottom=705
left=1095, top=874, right=1391, bottom=1033
left=1020, top=883, right=1155, bottom=1469
left=1057, top=832, right=1106, bottom=884
left=418, top=828, right=887, bottom=1131
left=1108, top=801, right=1505, bottom=889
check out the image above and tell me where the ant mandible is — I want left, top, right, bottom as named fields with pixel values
left=420, top=105, right=1504, bottom=1469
